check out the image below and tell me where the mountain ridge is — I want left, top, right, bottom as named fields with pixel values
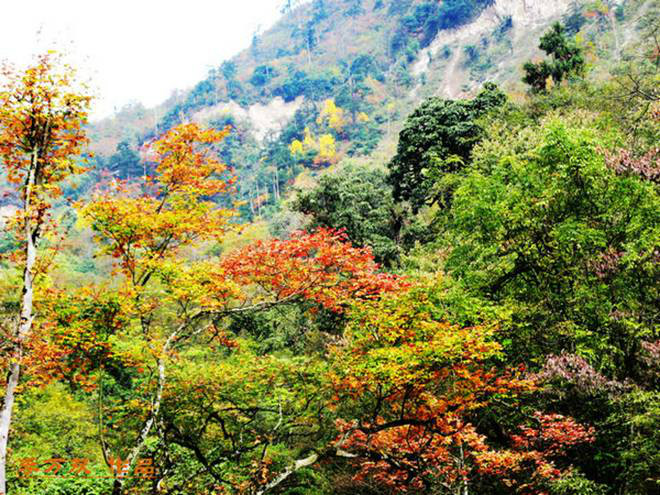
left=88, top=0, right=647, bottom=219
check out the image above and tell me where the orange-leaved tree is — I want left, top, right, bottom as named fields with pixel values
left=81, top=119, right=400, bottom=494
left=476, top=411, right=595, bottom=494
left=331, top=280, right=593, bottom=494
left=80, top=122, right=237, bottom=495
left=155, top=229, right=402, bottom=495
left=214, top=228, right=401, bottom=313
left=0, top=51, right=91, bottom=494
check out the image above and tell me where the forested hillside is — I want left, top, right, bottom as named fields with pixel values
left=83, top=0, right=650, bottom=222
left=0, top=1, right=658, bottom=495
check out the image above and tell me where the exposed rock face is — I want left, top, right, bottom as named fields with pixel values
left=411, top=0, right=575, bottom=98
left=192, top=96, right=304, bottom=141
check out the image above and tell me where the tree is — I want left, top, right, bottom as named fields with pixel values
left=317, top=134, right=337, bottom=163
left=250, top=65, right=278, bottom=87
left=523, top=22, right=586, bottom=92
left=80, top=123, right=237, bottom=495
left=151, top=229, right=400, bottom=492
left=217, top=228, right=400, bottom=313
left=293, top=166, right=400, bottom=266
left=220, top=60, right=237, bottom=81
left=0, top=52, right=91, bottom=494
left=445, top=118, right=659, bottom=378
left=477, top=412, right=595, bottom=493
left=332, top=280, right=592, bottom=493
left=608, top=16, right=660, bottom=146
left=289, top=103, right=345, bottom=168
left=105, top=140, right=143, bottom=181
left=251, top=26, right=262, bottom=59
left=318, top=99, right=346, bottom=133
left=387, top=83, right=506, bottom=213
left=81, top=122, right=398, bottom=493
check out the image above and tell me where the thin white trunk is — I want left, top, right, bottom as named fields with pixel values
left=275, top=168, right=280, bottom=201
left=254, top=453, right=318, bottom=495
left=458, top=443, right=468, bottom=495
left=112, top=324, right=183, bottom=495
left=257, top=182, right=262, bottom=217
left=0, top=148, right=39, bottom=494
left=609, top=9, right=621, bottom=60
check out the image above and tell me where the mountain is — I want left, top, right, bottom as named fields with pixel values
left=88, top=0, right=649, bottom=218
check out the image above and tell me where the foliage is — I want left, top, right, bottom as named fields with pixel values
left=608, top=390, right=660, bottom=494
left=0, top=51, right=92, bottom=494
left=444, top=118, right=659, bottom=375
left=293, top=166, right=399, bottom=266
left=4, top=12, right=660, bottom=495
left=274, top=69, right=339, bottom=102
left=217, top=228, right=401, bottom=312
left=523, top=23, right=586, bottom=92
left=99, top=140, right=143, bottom=181
left=332, top=280, right=593, bottom=493
left=82, top=123, right=237, bottom=280
left=0, top=54, right=91, bottom=191
left=387, top=82, right=506, bottom=212
left=250, top=65, right=279, bottom=87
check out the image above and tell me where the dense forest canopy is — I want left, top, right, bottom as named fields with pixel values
left=0, top=1, right=659, bottom=495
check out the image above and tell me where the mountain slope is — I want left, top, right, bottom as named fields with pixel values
left=88, top=0, right=650, bottom=218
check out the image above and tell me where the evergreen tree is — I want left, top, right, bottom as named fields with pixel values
left=523, top=22, right=585, bottom=92
left=387, top=83, right=506, bottom=212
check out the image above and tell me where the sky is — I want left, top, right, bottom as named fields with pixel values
left=0, top=0, right=285, bottom=120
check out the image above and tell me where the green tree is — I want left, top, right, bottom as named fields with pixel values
left=387, top=82, right=506, bottom=213
left=444, top=118, right=659, bottom=376
left=523, top=22, right=586, bottom=92
left=105, top=140, right=143, bottom=181
left=250, top=64, right=278, bottom=87
left=293, top=166, right=400, bottom=266
left=220, top=60, right=237, bottom=81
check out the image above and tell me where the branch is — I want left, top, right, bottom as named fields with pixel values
left=254, top=453, right=319, bottom=495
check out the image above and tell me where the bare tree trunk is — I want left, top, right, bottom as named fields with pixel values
left=609, top=8, right=621, bottom=60
left=0, top=149, right=40, bottom=495
left=111, top=324, right=183, bottom=495
left=275, top=167, right=280, bottom=201
left=458, top=443, right=469, bottom=495
left=254, top=453, right=318, bottom=495
left=249, top=184, right=255, bottom=217
left=257, top=182, right=262, bottom=217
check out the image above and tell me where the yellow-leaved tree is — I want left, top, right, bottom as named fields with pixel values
left=0, top=52, right=92, bottom=494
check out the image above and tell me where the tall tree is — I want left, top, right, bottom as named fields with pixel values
left=0, top=52, right=91, bottom=494
left=332, top=280, right=593, bottom=493
left=445, top=119, right=660, bottom=375
left=106, top=140, right=143, bottom=181
left=293, top=166, right=400, bottom=266
left=523, top=22, right=585, bottom=92
left=387, top=83, right=506, bottom=213
left=81, top=123, right=237, bottom=495
left=82, top=120, right=399, bottom=493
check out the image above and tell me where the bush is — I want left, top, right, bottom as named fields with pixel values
left=250, top=64, right=278, bottom=87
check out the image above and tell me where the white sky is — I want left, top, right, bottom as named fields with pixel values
left=0, top=0, right=284, bottom=120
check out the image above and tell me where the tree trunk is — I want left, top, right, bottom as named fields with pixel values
left=0, top=148, right=40, bottom=495
left=112, top=324, right=183, bottom=495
